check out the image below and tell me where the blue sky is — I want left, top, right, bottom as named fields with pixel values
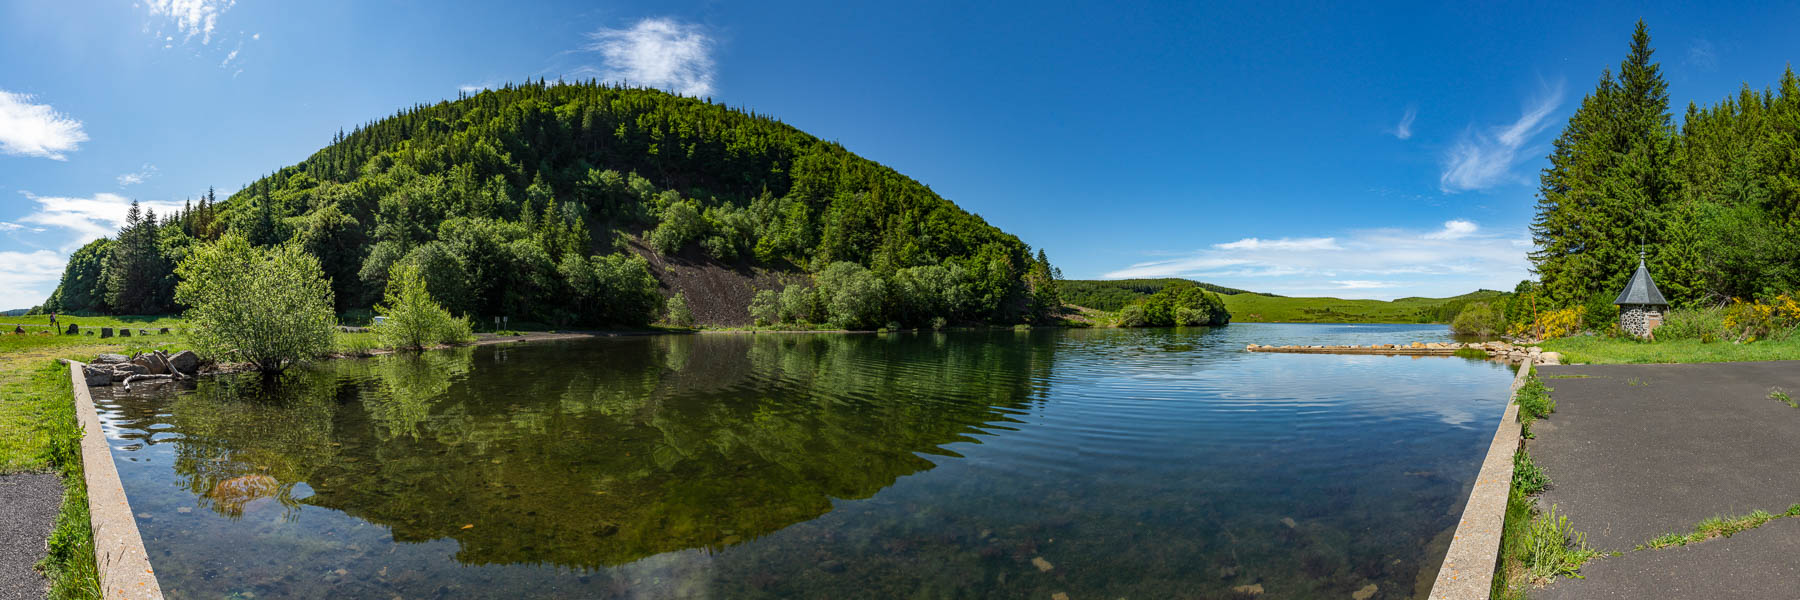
left=3, top=1, right=1798, bottom=309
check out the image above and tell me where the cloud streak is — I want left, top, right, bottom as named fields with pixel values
left=1393, top=105, right=1417, bottom=140
left=18, top=192, right=184, bottom=251
left=117, top=164, right=159, bottom=187
left=580, top=18, right=716, bottom=97
left=1101, top=219, right=1530, bottom=299
left=0, top=250, right=65, bottom=310
left=1439, top=82, right=1563, bottom=193
left=0, top=91, right=88, bottom=160
left=145, top=0, right=236, bottom=45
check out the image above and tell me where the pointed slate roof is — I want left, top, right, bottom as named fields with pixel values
left=1613, top=259, right=1669, bottom=306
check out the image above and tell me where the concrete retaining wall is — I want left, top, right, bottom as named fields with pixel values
left=66, top=361, right=165, bottom=600
left=1427, top=361, right=1532, bottom=599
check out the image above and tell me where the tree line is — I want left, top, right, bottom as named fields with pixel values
left=38, top=83, right=1060, bottom=328
left=1531, top=20, right=1800, bottom=310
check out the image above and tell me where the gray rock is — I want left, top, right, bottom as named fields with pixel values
left=169, top=350, right=200, bottom=375
left=82, top=365, right=113, bottom=387
left=110, top=364, right=149, bottom=381
left=94, top=353, right=129, bottom=364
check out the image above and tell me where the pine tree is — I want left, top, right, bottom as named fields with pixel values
left=1531, top=20, right=1677, bottom=305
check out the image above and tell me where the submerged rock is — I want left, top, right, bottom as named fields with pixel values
left=1031, top=556, right=1054, bottom=572
left=1281, top=517, right=1297, bottom=529
left=1233, top=583, right=1264, bottom=595
left=1352, top=583, right=1378, bottom=600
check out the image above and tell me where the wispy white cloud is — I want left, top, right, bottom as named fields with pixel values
left=0, top=90, right=88, bottom=160
left=1331, top=280, right=1396, bottom=290
left=1101, top=219, right=1530, bottom=299
left=1439, top=82, right=1563, bottom=193
left=17, top=191, right=184, bottom=251
left=578, top=18, right=716, bottom=97
left=1393, top=105, right=1417, bottom=140
left=220, top=47, right=239, bottom=68
left=145, top=0, right=236, bottom=45
left=116, top=163, right=159, bottom=187
left=1685, top=39, right=1717, bottom=71
left=1422, top=219, right=1478, bottom=240
left=0, top=222, right=45, bottom=233
left=1215, top=237, right=1341, bottom=252
left=0, top=250, right=66, bottom=310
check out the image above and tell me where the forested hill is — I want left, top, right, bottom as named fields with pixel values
left=43, top=82, right=1062, bottom=328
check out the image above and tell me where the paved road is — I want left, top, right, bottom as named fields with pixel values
left=0, top=472, right=61, bottom=600
left=1529, top=360, right=1800, bottom=600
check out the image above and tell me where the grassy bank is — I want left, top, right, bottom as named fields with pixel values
left=1, top=360, right=102, bottom=599
left=1492, top=374, right=1603, bottom=599
left=1537, top=336, right=1800, bottom=364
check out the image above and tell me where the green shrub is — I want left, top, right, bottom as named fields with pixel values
left=1115, top=304, right=1147, bottom=327
left=815, top=262, right=886, bottom=329
left=1523, top=505, right=1601, bottom=583
left=778, top=284, right=817, bottom=323
left=1582, top=292, right=1621, bottom=334
left=1515, top=375, right=1556, bottom=425
left=650, top=200, right=705, bottom=253
left=1513, top=449, right=1551, bottom=495
left=1655, top=306, right=1725, bottom=341
left=374, top=262, right=474, bottom=350
left=1452, top=301, right=1506, bottom=336
left=175, top=234, right=336, bottom=372
left=748, top=289, right=780, bottom=326
left=665, top=293, right=694, bottom=327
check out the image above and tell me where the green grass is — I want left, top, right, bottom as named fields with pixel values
left=1219, top=290, right=1506, bottom=323
left=1771, top=388, right=1797, bottom=408
left=1638, top=509, right=1779, bottom=550
left=1537, top=336, right=1800, bottom=364
left=1, top=361, right=101, bottom=599
left=1514, top=375, right=1556, bottom=437
left=2, top=314, right=186, bottom=332
left=1513, top=449, right=1551, bottom=495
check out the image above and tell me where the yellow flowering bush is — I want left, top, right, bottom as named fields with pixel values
left=1721, top=294, right=1800, bottom=342
left=1538, top=306, right=1587, bottom=339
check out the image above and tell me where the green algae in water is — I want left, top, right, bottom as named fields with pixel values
left=98, top=324, right=1511, bottom=599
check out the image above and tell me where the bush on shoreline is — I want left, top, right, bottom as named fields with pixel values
left=176, top=234, right=336, bottom=372
left=374, top=262, right=474, bottom=350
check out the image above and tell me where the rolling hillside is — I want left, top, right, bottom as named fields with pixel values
left=1063, top=279, right=1502, bottom=324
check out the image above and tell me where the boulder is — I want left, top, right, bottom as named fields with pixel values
left=94, top=353, right=129, bottom=364
left=158, top=328, right=170, bottom=334
left=66, top=324, right=78, bottom=335
left=81, top=365, right=113, bottom=387
left=131, top=354, right=170, bottom=375
left=99, top=327, right=113, bottom=339
left=1538, top=351, right=1563, bottom=366
left=169, top=350, right=200, bottom=375
left=109, top=363, right=149, bottom=382
left=118, top=329, right=131, bottom=338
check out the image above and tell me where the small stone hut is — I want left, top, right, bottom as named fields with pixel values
left=1613, top=257, right=1669, bottom=338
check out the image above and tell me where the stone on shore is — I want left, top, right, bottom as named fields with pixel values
left=82, top=365, right=113, bottom=387
left=170, top=350, right=200, bottom=375
left=94, top=353, right=129, bottom=364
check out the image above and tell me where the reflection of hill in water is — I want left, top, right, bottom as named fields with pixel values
left=150, top=333, right=1055, bottom=568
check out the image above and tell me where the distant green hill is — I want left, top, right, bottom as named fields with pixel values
left=1060, top=279, right=1265, bottom=312
left=1063, top=279, right=1502, bottom=324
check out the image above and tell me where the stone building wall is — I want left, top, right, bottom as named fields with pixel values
left=1620, top=305, right=1660, bottom=338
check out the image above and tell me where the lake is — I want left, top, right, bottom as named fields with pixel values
left=95, top=323, right=1514, bottom=599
